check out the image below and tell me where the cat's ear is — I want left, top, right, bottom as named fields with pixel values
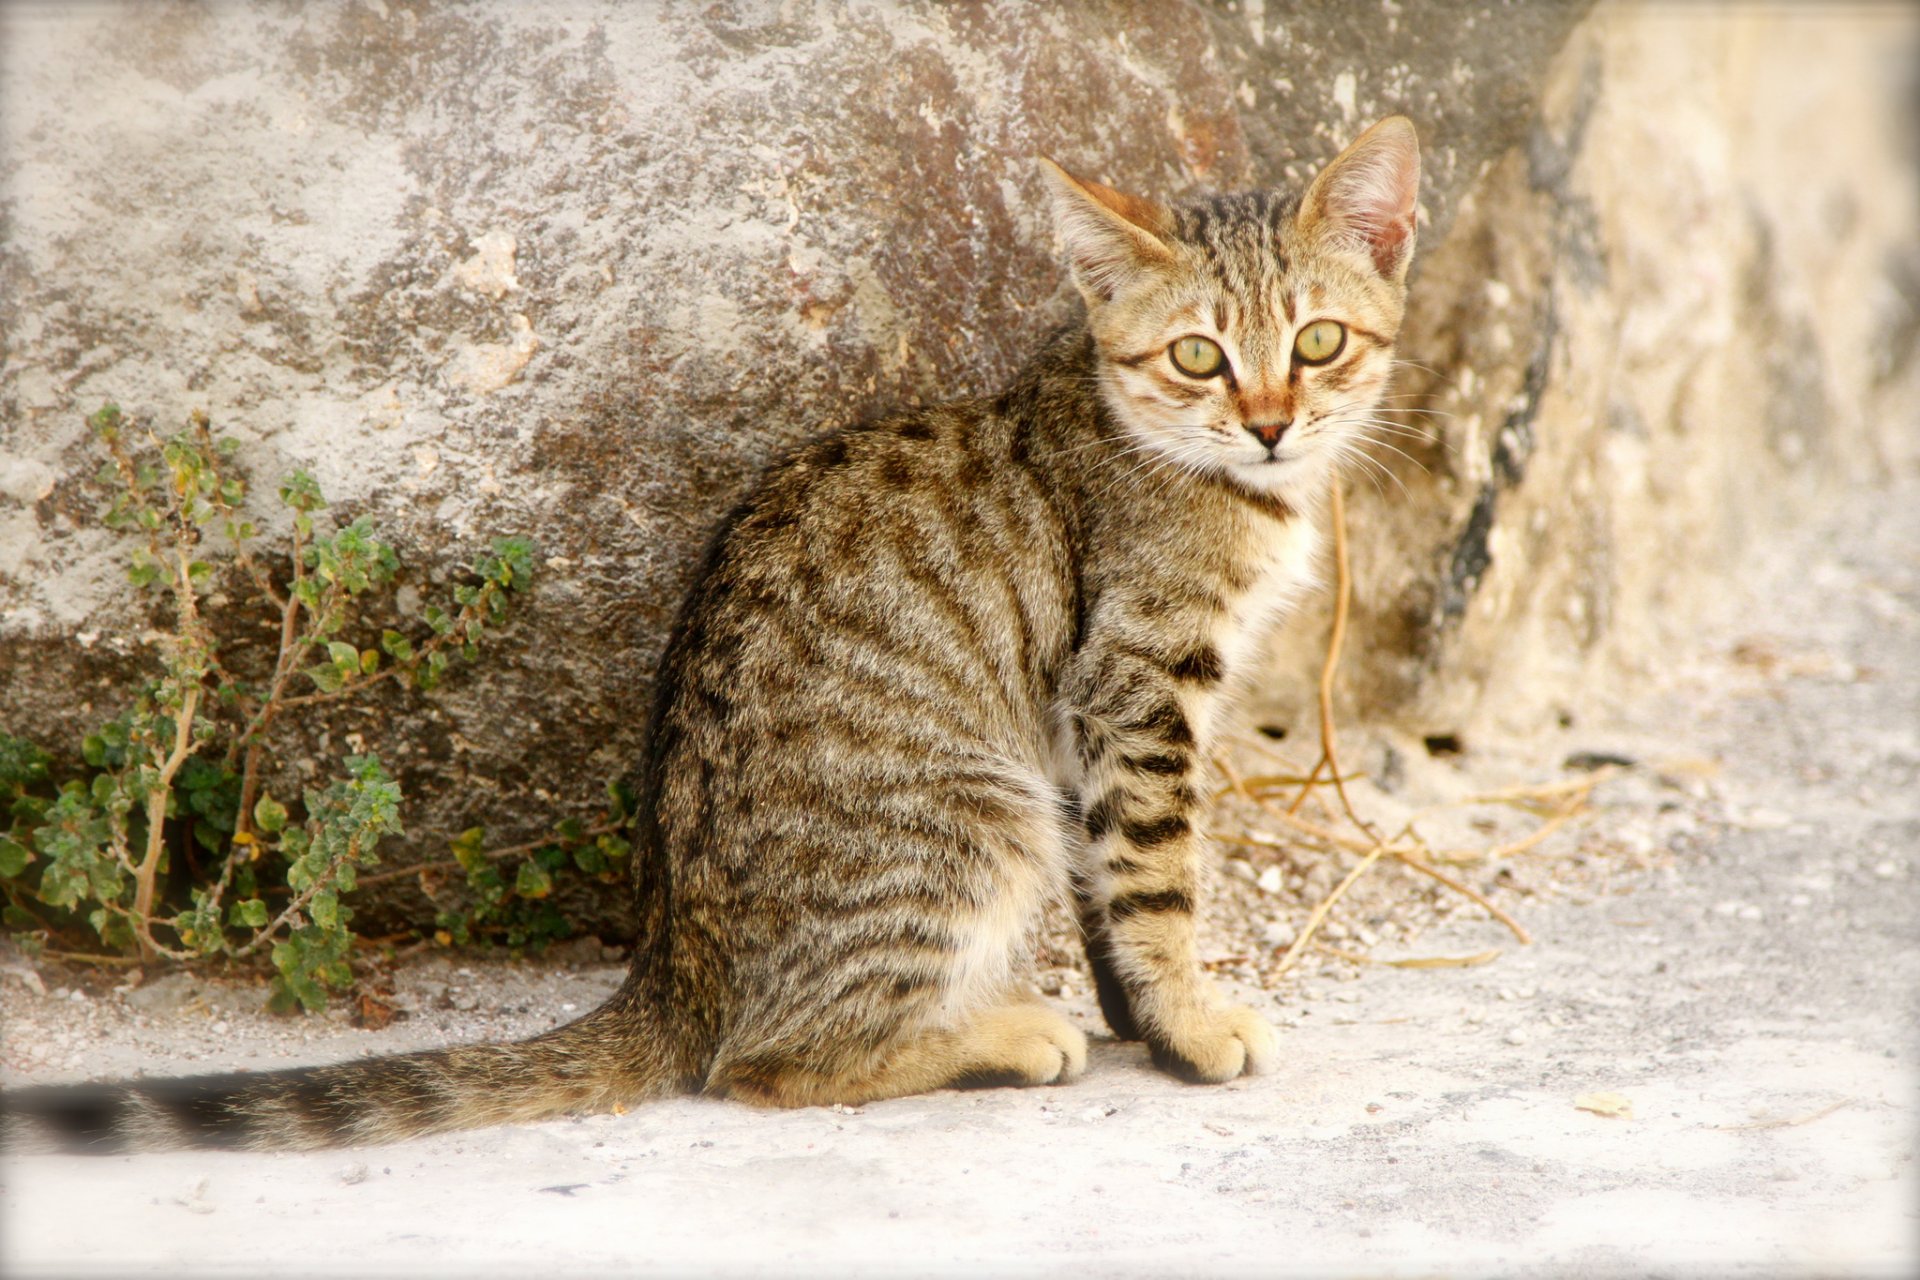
left=1037, top=158, right=1175, bottom=304
left=1296, top=116, right=1421, bottom=282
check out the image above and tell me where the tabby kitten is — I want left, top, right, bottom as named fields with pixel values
left=4, top=116, right=1421, bottom=1150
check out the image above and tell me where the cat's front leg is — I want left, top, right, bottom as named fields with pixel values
left=1066, top=657, right=1279, bottom=1082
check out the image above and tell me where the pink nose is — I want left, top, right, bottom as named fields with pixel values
left=1246, top=420, right=1290, bottom=449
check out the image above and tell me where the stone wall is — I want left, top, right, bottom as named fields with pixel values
left=1257, top=4, right=1920, bottom=749
left=2, top=1, right=1913, bottom=931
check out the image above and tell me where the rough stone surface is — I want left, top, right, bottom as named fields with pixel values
left=0, top=0, right=1590, bottom=928
left=1255, top=4, right=1920, bottom=748
left=3, top=1, right=1915, bottom=935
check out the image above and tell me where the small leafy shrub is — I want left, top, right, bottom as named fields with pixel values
left=0, top=406, right=630, bottom=1010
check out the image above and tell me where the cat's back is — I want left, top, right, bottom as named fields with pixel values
left=660, top=393, right=1084, bottom=760
left=642, top=392, right=1091, bottom=1044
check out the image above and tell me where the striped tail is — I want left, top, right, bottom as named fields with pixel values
left=2, top=1001, right=678, bottom=1154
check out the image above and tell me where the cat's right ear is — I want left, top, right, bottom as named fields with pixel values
left=1037, top=159, right=1175, bottom=305
left=1295, top=116, right=1422, bottom=283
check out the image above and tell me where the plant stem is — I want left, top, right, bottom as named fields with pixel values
left=352, top=819, right=625, bottom=889
left=130, top=538, right=208, bottom=962
left=230, top=829, right=363, bottom=959
left=226, top=515, right=311, bottom=881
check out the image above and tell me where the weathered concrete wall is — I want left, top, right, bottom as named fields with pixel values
left=3, top=1, right=1913, bottom=930
left=1256, top=3, right=1920, bottom=749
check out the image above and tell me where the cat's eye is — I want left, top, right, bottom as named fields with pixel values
left=1293, top=320, right=1347, bottom=365
left=1169, top=335, right=1226, bottom=378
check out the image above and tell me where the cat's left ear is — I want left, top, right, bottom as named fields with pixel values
left=1296, top=116, right=1421, bottom=282
left=1038, top=158, right=1176, bottom=305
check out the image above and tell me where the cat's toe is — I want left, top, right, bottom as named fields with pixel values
left=988, top=1006, right=1089, bottom=1085
left=1148, top=1003, right=1279, bottom=1083
left=1022, top=1012, right=1090, bottom=1084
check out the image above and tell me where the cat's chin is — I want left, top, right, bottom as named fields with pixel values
left=1224, top=450, right=1334, bottom=505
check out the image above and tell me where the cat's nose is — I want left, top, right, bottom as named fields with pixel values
left=1245, top=419, right=1290, bottom=450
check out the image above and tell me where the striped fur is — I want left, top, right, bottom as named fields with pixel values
left=3, top=118, right=1420, bottom=1151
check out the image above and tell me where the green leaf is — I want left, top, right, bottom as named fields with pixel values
left=230, top=898, right=270, bottom=928
left=278, top=469, right=326, bottom=512
left=304, top=663, right=345, bottom=694
left=513, top=860, right=553, bottom=899
left=380, top=630, right=415, bottom=663
left=326, top=640, right=359, bottom=670
left=87, top=403, right=123, bottom=439
left=360, top=648, right=380, bottom=675
left=484, top=536, right=537, bottom=590
left=254, top=794, right=289, bottom=834
left=450, top=826, right=487, bottom=873
left=309, top=889, right=341, bottom=932
left=0, top=836, right=31, bottom=878
left=424, top=605, right=452, bottom=636
left=0, top=734, right=53, bottom=794
left=571, top=844, right=606, bottom=875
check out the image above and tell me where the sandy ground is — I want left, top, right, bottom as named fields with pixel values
left=2, top=476, right=1917, bottom=1278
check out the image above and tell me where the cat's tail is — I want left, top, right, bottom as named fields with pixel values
left=1, top=996, right=682, bottom=1154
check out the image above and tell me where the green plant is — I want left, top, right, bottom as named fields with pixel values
left=0, top=405, right=628, bottom=1010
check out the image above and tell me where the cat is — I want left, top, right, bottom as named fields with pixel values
left=2, top=116, right=1420, bottom=1152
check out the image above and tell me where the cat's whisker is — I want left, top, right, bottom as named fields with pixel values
left=1345, top=416, right=1439, bottom=442
left=1330, top=442, right=1413, bottom=501
left=1389, top=358, right=1467, bottom=394
left=1354, top=436, right=1433, bottom=479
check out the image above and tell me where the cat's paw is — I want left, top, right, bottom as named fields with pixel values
left=1147, top=1003, right=1279, bottom=1083
left=967, top=1004, right=1090, bottom=1086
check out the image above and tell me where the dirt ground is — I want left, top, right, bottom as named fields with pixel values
left=2, top=475, right=1916, bottom=1279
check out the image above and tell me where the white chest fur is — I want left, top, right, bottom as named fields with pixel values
left=1211, top=511, right=1324, bottom=704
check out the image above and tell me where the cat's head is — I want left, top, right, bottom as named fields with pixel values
left=1041, top=117, right=1420, bottom=504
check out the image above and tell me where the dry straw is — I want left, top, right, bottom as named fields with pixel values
left=1216, top=481, right=1611, bottom=975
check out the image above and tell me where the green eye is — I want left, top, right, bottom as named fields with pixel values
left=1293, top=320, right=1346, bottom=364
left=1169, top=335, right=1226, bottom=378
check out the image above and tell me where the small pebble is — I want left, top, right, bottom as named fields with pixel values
left=1255, top=866, right=1284, bottom=895
left=1504, top=1030, right=1528, bottom=1046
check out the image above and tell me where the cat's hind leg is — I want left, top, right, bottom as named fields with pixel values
left=712, top=995, right=1088, bottom=1108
